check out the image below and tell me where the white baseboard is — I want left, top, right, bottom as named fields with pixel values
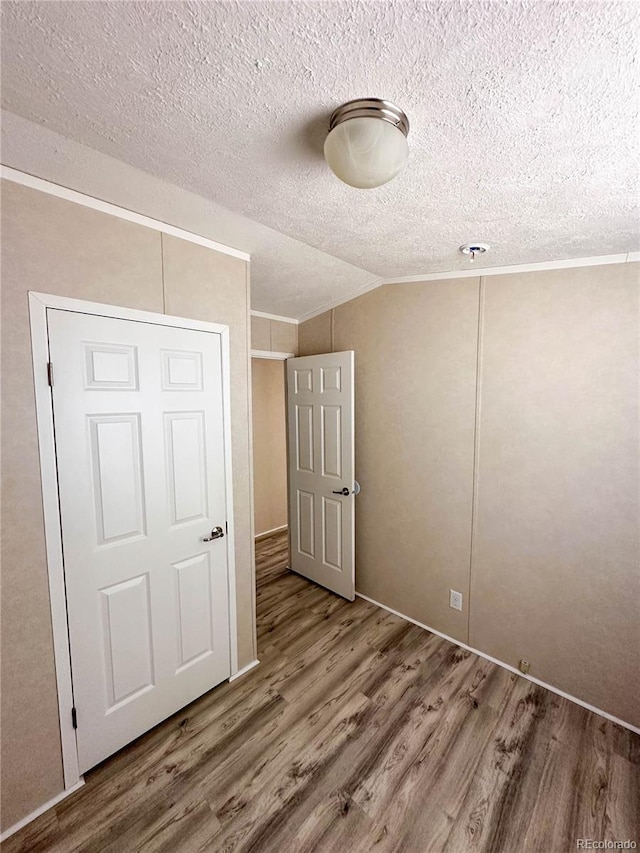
left=356, top=592, right=640, bottom=736
left=0, top=779, right=85, bottom=842
left=229, top=659, right=260, bottom=682
left=255, top=524, right=288, bottom=541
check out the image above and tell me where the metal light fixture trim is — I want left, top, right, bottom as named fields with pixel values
left=328, top=98, right=410, bottom=137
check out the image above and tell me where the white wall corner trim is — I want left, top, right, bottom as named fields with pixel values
left=229, top=659, right=260, bottom=682
left=250, top=310, right=299, bottom=325
left=0, top=780, right=85, bottom=842
left=251, top=349, right=295, bottom=360
left=1, top=165, right=251, bottom=262
left=356, top=592, right=640, bottom=736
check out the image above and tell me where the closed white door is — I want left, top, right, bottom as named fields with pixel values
left=287, top=351, right=355, bottom=600
left=48, top=309, right=231, bottom=773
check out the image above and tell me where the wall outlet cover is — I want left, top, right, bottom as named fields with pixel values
left=449, top=589, right=463, bottom=611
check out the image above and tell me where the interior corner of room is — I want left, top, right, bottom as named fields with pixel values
left=1, top=1, right=639, bottom=849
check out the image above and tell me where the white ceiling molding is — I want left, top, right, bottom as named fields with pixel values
left=251, top=350, right=296, bottom=360
left=297, top=253, right=639, bottom=323
left=0, top=164, right=251, bottom=262
left=384, top=253, right=637, bottom=285
left=297, top=278, right=385, bottom=322
left=250, top=310, right=299, bottom=325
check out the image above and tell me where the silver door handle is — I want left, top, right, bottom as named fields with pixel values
left=203, top=526, right=224, bottom=541
left=332, top=488, right=350, bottom=496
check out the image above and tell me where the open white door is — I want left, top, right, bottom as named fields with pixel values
left=286, top=351, right=355, bottom=600
left=48, top=308, right=231, bottom=773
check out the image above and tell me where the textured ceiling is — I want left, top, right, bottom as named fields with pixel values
left=1, top=0, right=639, bottom=318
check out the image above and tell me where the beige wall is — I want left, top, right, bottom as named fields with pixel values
left=335, top=281, right=479, bottom=643
left=470, top=266, right=640, bottom=726
left=0, top=180, right=254, bottom=830
left=251, top=315, right=297, bottom=355
left=298, top=310, right=332, bottom=356
left=299, top=264, right=640, bottom=727
left=251, top=359, right=288, bottom=536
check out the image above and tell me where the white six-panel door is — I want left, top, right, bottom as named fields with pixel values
left=48, top=309, right=231, bottom=773
left=287, top=351, right=355, bottom=600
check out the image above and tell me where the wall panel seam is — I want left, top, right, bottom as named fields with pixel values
left=247, top=265, right=258, bottom=662
left=468, top=276, right=485, bottom=645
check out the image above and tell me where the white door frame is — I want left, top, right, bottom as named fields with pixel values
left=29, top=291, right=239, bottom=791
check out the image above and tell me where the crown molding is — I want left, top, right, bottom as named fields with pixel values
left=297, top=253, right=638, bottom=323
left=384, top=253, right=635, bottom=285
left=297, top=277, right=384, bottom=323
left=250, top=310, right=299, bottom=325
left=0, top=165, right=251, bottom=262
left=251, top=349, right=295, bottom=360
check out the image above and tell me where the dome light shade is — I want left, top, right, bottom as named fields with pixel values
left=324, top=99, right=410, bottom=189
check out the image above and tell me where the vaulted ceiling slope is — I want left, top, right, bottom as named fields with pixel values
left=2, top=1, right=638, bottom=318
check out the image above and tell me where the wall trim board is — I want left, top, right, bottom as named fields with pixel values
left=228, top=659, right=260, bottom=682
left=28, top=291, right=241, bottom=800
left=296, top=254, right=640, bottom=324
left=251, top=349, right=295, bottom=360
left=297, top=278, right=384, bottom=323
left=467, top=276, right=485, bottom=643
left=255, top=524, right=288, bottom=541
left=383, top=253, right=636, bottom=285
left=0, top=779, right=85, bottom=842
left=1, top=165, right=251, bottom=262
left=250, top=310, right=298, bottom=325
left=356, top=592, right=640, bottom=736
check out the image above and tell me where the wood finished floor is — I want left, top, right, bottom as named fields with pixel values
left=4, top=530, right=638, bottom=852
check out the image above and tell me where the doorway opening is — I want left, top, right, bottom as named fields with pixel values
left=251, top=357, right=289, bottom=591
left=251, top=350, right=356, bottom=617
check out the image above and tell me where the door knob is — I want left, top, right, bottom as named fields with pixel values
left=332, top=487, right=350, bottom=496
left=203, top=526, right=224, bottom=541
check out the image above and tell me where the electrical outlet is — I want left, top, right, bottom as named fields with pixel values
left=449, top=589, right=463, bottom=611
left=519, top=659, right=530, bottom=674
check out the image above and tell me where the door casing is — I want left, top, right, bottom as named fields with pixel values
left=29, top=291, right=239, bottom=791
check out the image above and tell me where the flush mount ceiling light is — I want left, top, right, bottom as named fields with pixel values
left=460, top=243, right=490, bottom=263
left=324, top=98, right=410, bottom=189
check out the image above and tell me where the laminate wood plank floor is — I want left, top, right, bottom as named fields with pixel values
left=4, top=530, right=638, bottom=853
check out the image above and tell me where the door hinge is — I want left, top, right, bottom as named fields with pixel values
left=71, top=707, right=78, bottom=729
left=47, top=362, right=54, bottom=387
